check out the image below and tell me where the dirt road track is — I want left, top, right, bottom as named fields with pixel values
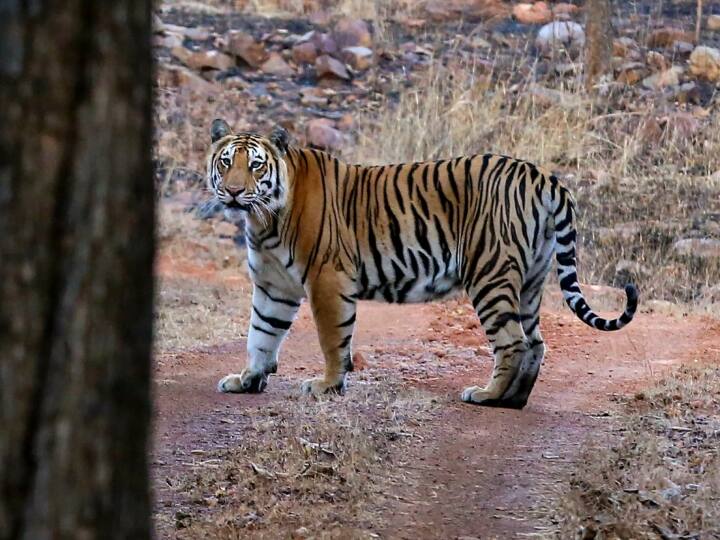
left=153, top=294, right=720, bottom=538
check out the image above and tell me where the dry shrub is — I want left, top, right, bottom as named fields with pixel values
left=555, top=366, right=720, bottom=539
left=350, top=58, right=720, bottom=307
left=161, top=384, right=439, bottom=538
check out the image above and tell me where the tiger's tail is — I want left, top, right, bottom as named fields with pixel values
left=549, top=181, right=638, bottom=331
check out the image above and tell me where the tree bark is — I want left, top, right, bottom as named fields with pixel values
left=585, top=0, right=613, bottom=92
left=0, top=2, right=154, bottom=539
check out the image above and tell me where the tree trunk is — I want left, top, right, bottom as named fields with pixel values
left=585, top=0, right=613, bottom=92
left=0, top=2, right=154, bottom=539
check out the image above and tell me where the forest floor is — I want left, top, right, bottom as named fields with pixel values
left=151, top=0, right=720, bottom=537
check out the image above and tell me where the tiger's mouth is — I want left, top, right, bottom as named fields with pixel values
left=225, top=199, right=249, bottom=211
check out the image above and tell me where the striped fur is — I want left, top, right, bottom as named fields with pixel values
left=207, top=121, right=638, bottom=409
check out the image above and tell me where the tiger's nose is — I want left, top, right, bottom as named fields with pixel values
left=226, top=186, right=244, bottom=197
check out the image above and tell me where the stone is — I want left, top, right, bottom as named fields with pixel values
left=299, top=87, right=328, bottom=106
left=661, top=112, right=700, bottom=140
left=155, top=32, right=184, bottom=49
left=673, top=238, right=720, bottom=259
left=292, top=41, right=318, bottom=64
left=311, top=32, right=339, bottom=56
left=553, top=3, right=579, bottom=17
left=613, top=37, right=640, bottom=59
left=646, top=27, right=694, bottom=48
left=615, top=62, right=648, bottom=85
left=341, top=46, right=373, bottom=70
left=513, top=2, right=552, bottom=25
left=171, top=46, right=234, bottom=71
left=352, top=351, right=369, bottom=371
left=535, top=21, right=585, bottom=54
left=225, top=31, right=268, bottom=68
left=336, top=113, right=355, bottom=131
left=672, top=41, right=695, bottom=55
left=157, top=64, right=217, bottom=93
left=315, top=54, right=350, bottom=80
left=708, top=14, right=720, bottom=31
left=689, top=45, right=720, bottom=81
left=333, top=17, right=372, bottom=50
left=162, top=23, right=211, bottom=41
left=306, top=118, right=344, bottom=150
left=527, top=83, right=582, bottom=108
left=642, top=65, right=683, bottom=89
left=260, top=52, right=294, bottom=76
left=646, top=50, right=668, bottom=71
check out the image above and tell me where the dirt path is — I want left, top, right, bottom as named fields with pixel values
left=152, top=292, right=720, bottom=539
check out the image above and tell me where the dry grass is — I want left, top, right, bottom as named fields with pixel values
left=158, top=383, right=440, bottom=538
left=349, top=57, right=720, bottom=307
left=554, top=366, right=720, bottom=539
left=155, top=201, right=252, bottom=351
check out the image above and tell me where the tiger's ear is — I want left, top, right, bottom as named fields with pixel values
left=269, top=125, right=290, bottom=156
left=211, top=118, right=231, bottom=143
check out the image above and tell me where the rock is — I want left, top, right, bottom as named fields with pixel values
left=315, top=54, right=350, bottom=80
left=553, top=3, right=579, bottom=17
left=162, top=23, right=211, bottom=41
left=661, top=111, right=700, bottom=140
left=527, top=83, right=582, bottom=108
left=646, top=50, right=669, bottom=71
left=689, top=45, right=720, bottom=81
left=513, top=2, right=552, bottom=25
left=615, top=62, right=648, bottom=85
left=311, top=32, right=339, bottom=56
left=672, top=40, right=694, bottom=55
left=306, top=119, right=344, bottom=150
left=707, top=14, right=720, bottom=31
left=333, top=17, right=372, bottom=50
left=260, top=52, right=294, bottom=76
left=341, top=46, right=373, bottom=70
left=157, top=64, right=217, bottom=93
left=292, top=41, right=318, bottom=64
left=336, top=113, right=355, bottom=131
left=613, top=37, right=640, bottom=59
left=352, top=351, right=369, bottom=371
left=642, top=65, right=683, bottom=89
left=535, top=21, right=585, bottom=54
left=299, top=87, right=328, bottom=106
left=171, top=46, right=234, bottom=71
left=225, top=31, right=268, bottom=68
left=155, top=32, right=184, bottom=49
left=615, top=259, right=649, bottom=282
left=673, top=238, right=720, bottom=259
left=646, top=27, right=694, bottom=48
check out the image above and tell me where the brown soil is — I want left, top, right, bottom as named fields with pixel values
left=152, top=254, right=720, bottom=539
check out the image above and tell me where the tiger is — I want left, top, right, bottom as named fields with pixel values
left=206, top=119, right=638, bottom=410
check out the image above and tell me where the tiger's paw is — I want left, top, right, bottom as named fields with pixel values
left=461, top=385, right=525, bottom=409
left=217, top=370, right=268, bottom=393
left=300, top=377, right=345, bottom=397
left=461, top=385, right=504, bottom=407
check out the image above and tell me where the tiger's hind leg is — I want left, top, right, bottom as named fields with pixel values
left=498, top=290, right=545, bottom=409
left=461, top=279, right=533, bottom=408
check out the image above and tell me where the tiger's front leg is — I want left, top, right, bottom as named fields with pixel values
left=217, top=283, right=301, bottom=393
left=301, top=273, right=357, bottom=396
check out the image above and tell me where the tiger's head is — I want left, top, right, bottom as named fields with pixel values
left=206, top=119, right=291, bottom=217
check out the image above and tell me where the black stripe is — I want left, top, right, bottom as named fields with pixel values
left=256, top=284, right=300, bottom=307
left=337, top=312, right=356, bottom=328
left=253, top=306, right=292, bottom=330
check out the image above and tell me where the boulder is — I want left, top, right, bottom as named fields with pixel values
left=689, top=45, right=720, bottom=81
left=513, top=2, right=552, bottom=25
left=615, top=62, right=648, bottom=85
left=341, top=46, right=374, bottom=70
left=306, top=119, right=344, bottom=151
left=225, top=31, right=268, bottom=68
left=260, top=52, right=294, bottom=76
left=535, top=21, right=585, bottom=54
left=708, top=14, right=720, bottom=31
left=646, top=27, right=694, bottom=48
left=673, top=238, right=720, bottom=259
left=157, top=64, right=217, bottom=93
left=333, top=18, right=372, bottom=50
left=311, top=32, right=339, bottom=56
left=171, top=46, right=234, bottom=71
left=642, top=65, right=683, bottom=89
left=315, top=54, right=350, bottom=80
left=162, top=23, right=211, bottom=41
left=292, top=41, right=318, bottom=64
left=553, top=3, right=579, bottom=17
left=613, top=37, right=641, bottom=60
